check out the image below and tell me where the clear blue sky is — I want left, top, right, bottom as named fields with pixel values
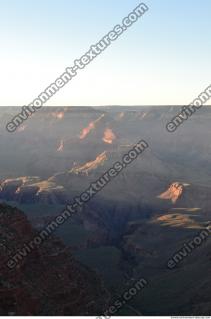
left=0, top=0, right=211, bottom=106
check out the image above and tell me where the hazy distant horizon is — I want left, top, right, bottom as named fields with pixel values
left=1, top=105, right=211, bottom=108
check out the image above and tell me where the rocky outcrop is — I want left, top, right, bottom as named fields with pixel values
left=157, top=182, right=184, bottom=203
left=70, top=151, right=107, bottom=176
left=0, top=177, right=68, bottom=204
left=102, top=128, right=116, bottom=144
left=0, top=203, right=109, bottom=315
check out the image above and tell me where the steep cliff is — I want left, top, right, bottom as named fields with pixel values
left=0, top=203, right=109, bottom=315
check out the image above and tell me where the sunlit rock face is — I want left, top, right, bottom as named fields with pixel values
left=102, top=128, right=116, bottom=144
left=158, top=182, right=184, bottom=203
left=0, top=177, right=67, bottom=204
left=70, top=151, right=107, bottom=175
left=79, top=114, right=105, bottom=140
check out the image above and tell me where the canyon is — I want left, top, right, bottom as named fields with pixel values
left=0, top=106, right=211, bottom=315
